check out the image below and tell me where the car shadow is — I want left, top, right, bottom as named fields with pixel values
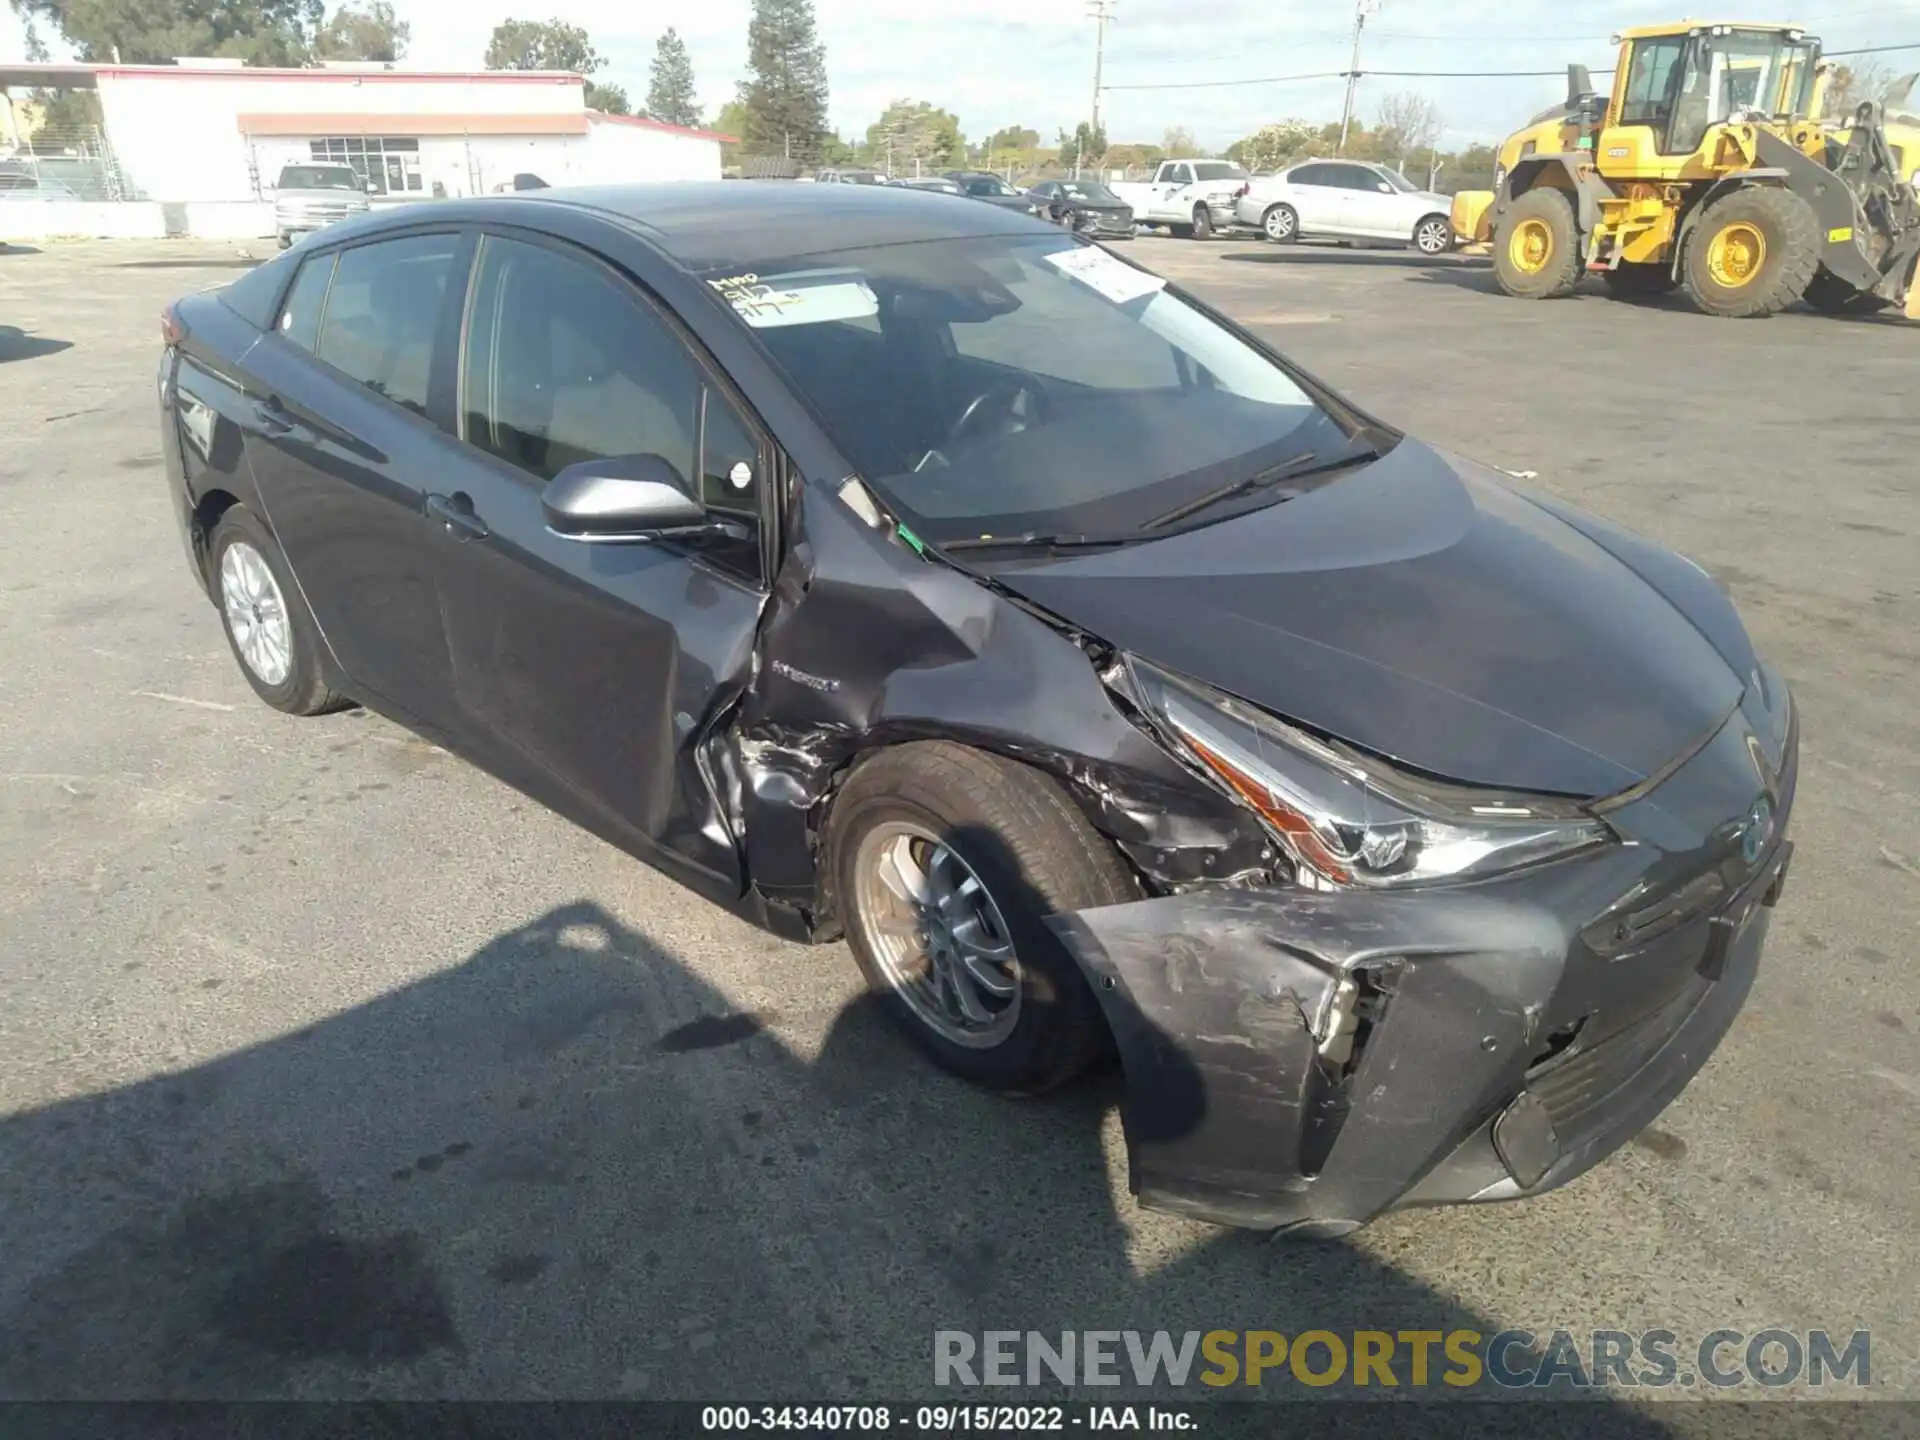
left=1219, top=243, right=1490, bottom=272
left=0, top=324, right=73, bottom=363
left=0, top=899, right=1687, bottom=1426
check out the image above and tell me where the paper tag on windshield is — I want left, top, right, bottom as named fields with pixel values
left=709, top=269, right=880, bottom=329
left=1042, top=246, right=1167, bottom=305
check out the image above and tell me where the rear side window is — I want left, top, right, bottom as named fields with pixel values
left=219, top=249, right=299, bottom=330
left=275, top=252, right=335, bottom=354
left=1290, top=164, right=1333, bottom=186
left=315, top=233, right=460, bottom=416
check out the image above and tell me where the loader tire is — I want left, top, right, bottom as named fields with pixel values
left=1802, top=266, right=1891, bottom=314
left=1494, top=188, right=1583, bottom=300
left=1682, top=187, right=1819, bottom=318
left=1602, top=260, right=1678, bottom=298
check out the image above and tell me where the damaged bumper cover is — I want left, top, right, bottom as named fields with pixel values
left=1048, top=702, right=1797, bottom=1235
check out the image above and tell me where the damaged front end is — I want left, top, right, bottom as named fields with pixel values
left=1047, top=692, right=1797, bottom=1234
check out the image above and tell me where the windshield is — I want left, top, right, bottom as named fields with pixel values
left=962, top=176, right=1017, bottom=196
left=1671, top=31, right=1817, bottom=149
left=278, top=165, right=361, bottom=191
left=711, top=234, right=1361, bottom=541
left=1060, top=181, right=1121, bottom=203
left=1192, top=162, right=1250, bottom=182
left=1378, top=168, right=1420, bottom=192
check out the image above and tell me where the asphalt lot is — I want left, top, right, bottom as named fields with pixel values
left=1, top=232, right=1916, bottom=1425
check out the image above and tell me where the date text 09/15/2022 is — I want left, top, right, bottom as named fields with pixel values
left=700, top=1405, right=1192, bottom=1432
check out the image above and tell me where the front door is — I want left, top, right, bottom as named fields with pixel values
left=240, top=229, right=469, bottom=731
left=1331, top=165, right=1402, bottom=240
left=425, top=228, right=770, bottom=893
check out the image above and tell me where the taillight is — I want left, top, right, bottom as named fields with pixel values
left=160, top=305, right=184, bottom=347
left=1236, top=183, right=1250, bottom=199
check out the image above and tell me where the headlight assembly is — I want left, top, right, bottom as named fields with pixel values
left=1124, top=656, right=1613, bottom=889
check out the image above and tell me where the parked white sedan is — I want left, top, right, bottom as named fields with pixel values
left=1234, top=159, right=1456, bottom=255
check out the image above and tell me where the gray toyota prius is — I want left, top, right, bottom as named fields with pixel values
left=157, top=182, right=1796, bottom=1236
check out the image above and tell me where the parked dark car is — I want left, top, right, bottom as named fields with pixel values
left=1027, top=179, right=1136, bottom=239
left=942, top=171, right=1036, bottom=211
left=890, top=176, right=964, bottom=195
left=158, top=183, right=1795, bottom=1236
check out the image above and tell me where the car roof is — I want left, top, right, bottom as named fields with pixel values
left=483, top=181, right=1058, bottom=272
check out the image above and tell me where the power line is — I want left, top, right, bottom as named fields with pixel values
left=1828, top=42, right=1920, bottom=56
left=1101, top=70, right=1345, bottom=92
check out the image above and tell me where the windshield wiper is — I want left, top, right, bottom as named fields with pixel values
left=1142, top=438, right=1383, bottom=531
left=937, top=532, right=1137, bottom=554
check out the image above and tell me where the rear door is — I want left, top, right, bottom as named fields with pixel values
left=1283, top=164, right=1346, bottom=233
left=240, top=228, right=472, bottom=731
left=425, top=226, right=772, bottom=894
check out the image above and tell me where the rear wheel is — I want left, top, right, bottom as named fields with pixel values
left=1602, top=260, right=1679, bottom=298
left=1263, top=203, right=1299, bottom=243
left=209, top=506, right=349, bottom=717
left=1191, top=205, right=1215, bottom=240
left=1681, top=186, right=1819, bottom=318
left=1494, top=187, right=1583, bottom=299
left=827, top=742, right=1136, bottom=1094
left=1802, top=265, right=1892, bottom=314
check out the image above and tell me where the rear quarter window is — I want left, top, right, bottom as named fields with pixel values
left=219, top=250, right=300, bottom=331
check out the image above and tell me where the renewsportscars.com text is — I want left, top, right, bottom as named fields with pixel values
left=933, top=1328, right=1870, bottom=1390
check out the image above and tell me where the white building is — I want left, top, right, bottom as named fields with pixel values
left=2, top=58, right=731, bottom=231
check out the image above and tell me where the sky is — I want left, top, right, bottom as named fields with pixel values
left=3, top=0, right=1916, bottom=150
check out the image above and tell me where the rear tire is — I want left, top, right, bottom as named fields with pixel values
left=208, top=506, right=349, bottom=717
left=1602, top=260, right=1679, bottom=298
left=1191, top=205, right=1214, bottom=240
left=1494, top=187, right=1583, bottom=299
left=1681, top=186, right=1819, bottom=318
left=1263, top=203, right=1299, bottom=243
left=826, top=742, right=1137, bottom=1094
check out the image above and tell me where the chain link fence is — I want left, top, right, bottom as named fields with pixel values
left=1, top=120, right=136, bottom=200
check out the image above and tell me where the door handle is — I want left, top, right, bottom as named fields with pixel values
left=253, top=397, right=294, bottom=436
left=426, top=491, right=489, bottom=541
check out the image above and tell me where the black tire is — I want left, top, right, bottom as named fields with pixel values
left=1191, top=205, right=1214, bottom=240
left=1802, top=265, right=1892, bottom=314
left=826, top=741, right=1137, bottom=1094
left=1412, top=213, right=1454, bottom=256
left=1165, top=223, right=1193, bottom=239
left=1681, top=186, right=1819, bottom=318
left=207, top=505, right=349, bottom=717
left=1262, top=203, right=1299, bottom=243
left=1602, top=260, right=1679, bottom=298
left=1493, top=187, right=1583, bottom=299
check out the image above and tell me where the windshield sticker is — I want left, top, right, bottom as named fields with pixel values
left=1041, top=246, right=1168, bottom=306
left=708, top=268, right=880, bottom=328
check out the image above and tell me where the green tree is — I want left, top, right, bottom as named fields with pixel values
left=1230, top=119, right=1318, bottom=172
left=644, top=27, right=701, bottom=127
left=986, top=124, right=1039, bottom=150
left=866, top=98, right=964, bottom=173
left=484, top=17, right=602, bottom=73
left=314, top=0, right=408, bottom=61
left=587, top=82, right=630, bottom=115
left=1160, top=125, right=1200, bottom=158
left=12, top=0, right=321, bottom=64
left=737, top=0, right=830, bottom=160
left=1058, top=120, right=1107, bottom=172
left=712, top=97, right=751, bottom=166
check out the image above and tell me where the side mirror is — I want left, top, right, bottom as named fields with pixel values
left=542, top=454, right=722, bottom=542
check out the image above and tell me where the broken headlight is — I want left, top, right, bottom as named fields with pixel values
left=1125, top=656, right=1613, bottom=889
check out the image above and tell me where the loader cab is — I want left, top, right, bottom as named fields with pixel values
left=1603, top=23, right=1822, bottom=169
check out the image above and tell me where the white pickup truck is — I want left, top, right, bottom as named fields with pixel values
left=1108, top=160, right=1252, bottom=239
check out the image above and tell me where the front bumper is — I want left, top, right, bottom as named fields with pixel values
left=1048, top=693, right=1797, bottom=1234
left=1069, top=209, right=1137, bottom=239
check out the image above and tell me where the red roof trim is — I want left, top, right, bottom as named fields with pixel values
left=10, top=61, right=585, bottom=84
left=587, top=110, right=735, bottom=143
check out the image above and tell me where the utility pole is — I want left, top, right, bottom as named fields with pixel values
left=1337, top=0, right=1378, bottom=155
left=1085, top=0, right=1115, bottom=179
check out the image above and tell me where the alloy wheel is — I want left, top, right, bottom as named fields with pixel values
left=1416, top=218, right=1450, bottom=255
left=219, top=540, right=293, bottom=687
left=1264, top=206, right=1295, bottom=241
left=853, top=821, right=1021, bottom=1049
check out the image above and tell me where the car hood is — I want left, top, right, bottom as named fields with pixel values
left=276, top=189, right=367, bottom=204
left=985, top=439, right=1747, bottom=799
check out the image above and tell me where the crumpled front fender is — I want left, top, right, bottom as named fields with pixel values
left=1046, top=887, right=1571, bottom=1233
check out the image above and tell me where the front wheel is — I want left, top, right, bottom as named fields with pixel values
left=1191, top=205, right=1214, bottom=240
left=1681, top=186, right=1819, bottom=318
left=1263, top=203, right=1298, bottom=243
left=1412, top=214, right=1454, bottom=256
left=827, top=742, right=1137, bottom=1094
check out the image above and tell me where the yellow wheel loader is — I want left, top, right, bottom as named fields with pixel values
left=1485, top=22, right=1920, bottom=318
